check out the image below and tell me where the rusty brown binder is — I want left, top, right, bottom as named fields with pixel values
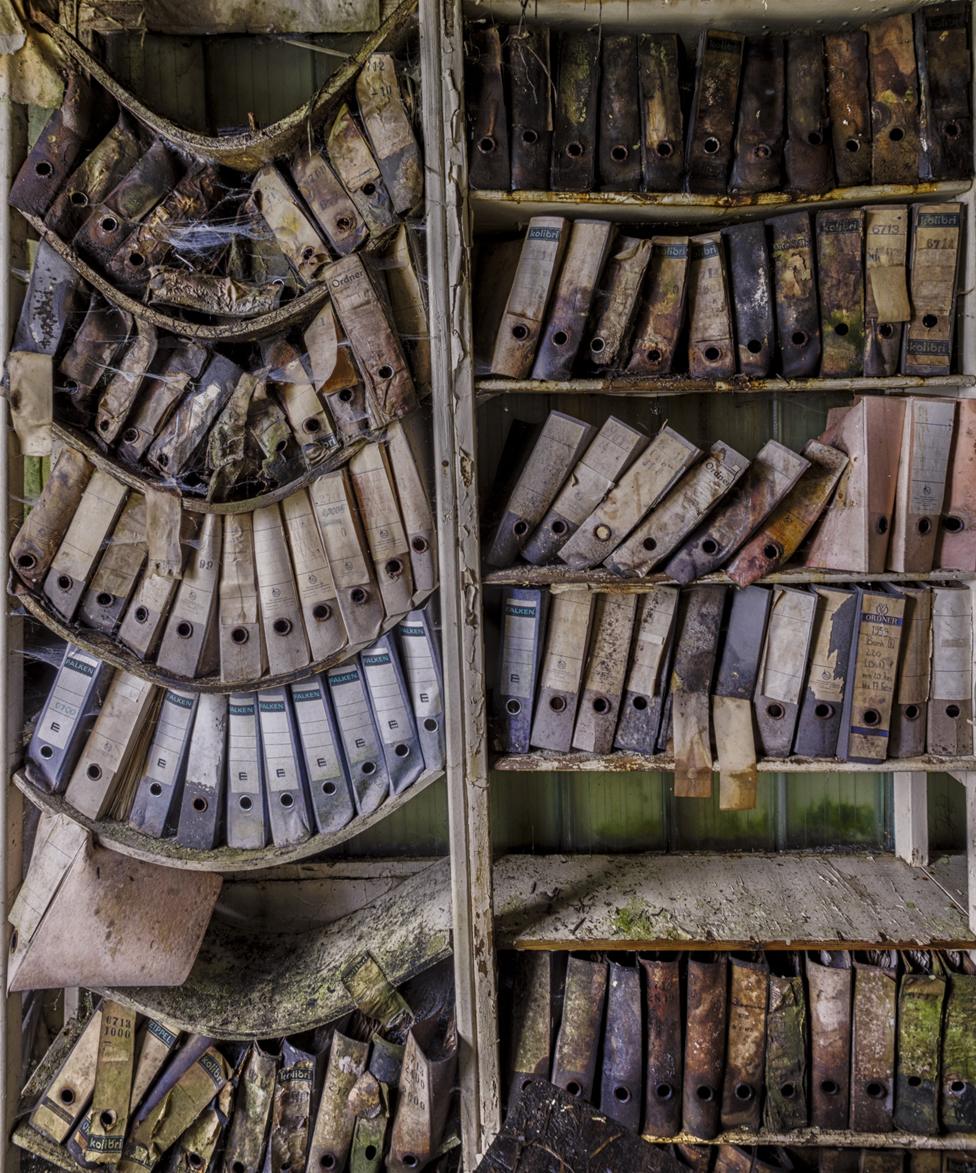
left=46, top=113, right=142, bottom=242
left=731, top=37, right=785, bottom=193
left=550, top=30, right=599, bottom=192
left=685, top=30, right=744, bottom=194
left=770, top=211, right=821, bottom=377
left=290, top=149, right=367, bottom=258
left=806, top=951, right=852, bottom=1130
left=889, top=586, right=932, bottom=758
left=804, top=397, right=906, bottom=573
left=356, top=53, right=424, bottom=217
left=59, top=295, right=131, bottom=413
left=902, top=201, right=962, bottom=378
left=639, top=34, right=684, bottom=192
left=764, top=953, right=808, bottom=1131
left=507, top=952, right=557, bottom=1110
left=586, top=237, right=654, bottom=371
left=723, top=220, right=775, bottom=377
left=721, top=956, right=768, bottom=1132
left=467, top=26, right=510, bottom=192
left=9, top=72, right=95, bottom=218
left=550, top=955, right=607, bottom=1101
left=10, top=447, right=92, bottom=591
left=851, top=951, right=897, bottom=1133
left=868, top=14, right=920, bottom=184
left=825, top=33, right=873, bottom=187
left=625, top=237, right=690, bottom=376
left=642, top=954, right=682, bottom=1138
left=785, top=35, right=834, bottom=193
left=916, top=4, right=973, bottom=182
left=507, top=26, right=552, bottom=192
left=938, top=399, right=976, bottom=570
left=683, top=954, right=728, bottom=1139
left=888, top=397, right=956, bottom=572
left=599, top=35, right=641, bottom=191
left=671, top=585, right=727, bottom=798
left=817, top=208, right=865, bottom=377
left=864, top=204, right=910, bottom=377
left=686, top=234, right=735, bottom=379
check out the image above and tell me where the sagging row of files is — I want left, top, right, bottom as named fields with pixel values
left=492, top=581, right=973, bottom=797
left=501, top=949, right=976, bottom=1139
left=26, top=605, right=442, bottom=849
left=25, top=983, right=457, bottom=1173
left=466, top=8, right=972, bottom=195
left=477, top=203, right=962, bottom=382
left=485, top=398, right=976, bottom=580
left=662, top=1149, right=975, bottom=1173
left=9, top=421, right=434, bottom=684
left=10, top=227, right=426, bottom=501
left=10, top=55, right=423, bottom=308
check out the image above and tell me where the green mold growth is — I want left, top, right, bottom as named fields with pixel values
left=795, top=796, right=879, bottom=845
left=612, top=902, right=659, bottom=941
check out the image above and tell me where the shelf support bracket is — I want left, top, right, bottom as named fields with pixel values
left=892, top=771, right=929, bottom=867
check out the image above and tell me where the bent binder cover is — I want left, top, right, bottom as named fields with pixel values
left=837, top=588, right=906, bottom=764
left=671, top=585, right=727, bottom=798
left=490, top=218, right=568, bottom=378
left=754, top=586, right=817, bottom=759
left=585, top=236, right=654, bottom=371
left=625, top=237, right=691, bottom=376
left=685, top=30, right=744, bottom=194
left=793, top=586, right=858, bottom=760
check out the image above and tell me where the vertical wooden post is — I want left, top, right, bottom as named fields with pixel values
left=419, top=0, right=500, bottom=1164
left=892, top=772, right=929, bottom=867
left=965, top=774, right=976, bottom=935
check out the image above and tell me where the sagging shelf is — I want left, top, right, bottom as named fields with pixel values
left=475, top=374, right=976, bottom=401
left=12, top=765, right=443, bottom=872
left=470, top=180, right=972, bottom=230
left=102, top=851, right=972, bottom=1037
left=492, top=751, right=976, bottom=774
left=636, top=1129, right=976, bottom=1150
left=13, top=581, right=434, bottom=694
left=483, top=566, right=976, bottom=590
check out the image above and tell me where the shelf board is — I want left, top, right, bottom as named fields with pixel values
left=87, top=852, right=972, bottom=1036
left=470, top=180, right=972, bottom=229
left=475, top=374, right=976, bottom=400
left=493, top=852, right=975, bottom=950
left=482, top=566, right=976, bottom=590
left=636, top=1129, right=976, bottom=1150
left=12, top=765, right=443, bottom=873
left=492, top=751, right=975, bottom=774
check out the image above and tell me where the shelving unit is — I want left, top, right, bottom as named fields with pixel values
left=425, top=0, right=976, bottom=1164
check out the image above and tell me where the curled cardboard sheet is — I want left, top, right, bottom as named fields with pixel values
left=8, top=812, right=221, bottom=992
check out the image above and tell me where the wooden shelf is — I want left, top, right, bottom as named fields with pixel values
left=13, top=580, right=434, bottom=694
left=492, top=751, right=976, bottom=774
left=12, top=765, right=444, bottom=872
left=475, top=374, right=976, bottom=400
left=96, top=851, right=971, bottom=1037
left=493, top=852, right=975, bottom=950
left=482, top=566, right=975, bottom=590
left=470, top=181, right=972, bottom=230
left=636, top=1129, right=976, bottom=1150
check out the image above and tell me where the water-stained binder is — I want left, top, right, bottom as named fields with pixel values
left=721, top=955, right=768, bottom=1131
left=792, top=586, right=858, bottom=759
left=507, top=952, right=557, bottom=1110
left=490, top=217, right=569, bottom=378
left=467, top=26, right=510, bottom=192
left=683, top=954, right=728, bottom=1139
left=685, top=31, right=744, bottom=194
left=559, top=424, right=701, bottom=570
left=226, top=694, right=266, bottom=850
left=529, top=588, right=594, bottom=752
left=806, top=951, right=852, bottom=1130
left=686, top=234, right=735, bottom=378
left=902, top=202, right=962, bottom=378
left=507, top=27, right=552, bottom=191
left=642, top=953, right=682, bottom=1138
left=531, top=220, right=615, bottom=381
left=785, top=35, right=834, bottom=193
left=355, top=53, right=423, bottom=217
left=572, top=593, right=637, bottom=755
left=764, top=954, right=809, bottom=1131
left=664, top=440, right=809, bottom=584
left=79, top=492, right=147, bottom=634
left=639, top=34, right=684, bottom=192
left=522, top=416, right=648, bottom=565
left=851, top=951, right=897, bottom=1133
left=128, top=689, right=198, bottom=838
left=938, top=399, right=976, bottom=570
left=731, top=37, right=785, bottom=194
left=586, top=237, right=653, bottom=371
left=600, top=961, right=642, bottom=1129
left=625, top=237, right=691, bottom=376
left=713, top=587, right=773, bottom=812
left=941, top=956, right=976, bottom=1132
left=723, top=220, right=775, bottom=377
left=916, top=3, right=973, bottom=182
left=485, top=412, right=594, bottom=568
left=218, top=513, right=265, bottom=684
left=550, top=956, right=607, bottom=1101
left=869, top=15, right=920, bottom=184
left=864, top=204, right=910, bottom=377
left=10, top=447, right=92, bottom=591
left=671, top=585, right=727, bottom=798
left=895, top=956, right=946, bottom=1134
left=614, top=586, right=679, bottom=757
left=29, top=646, right=109, bottom=793
left=816, top=209, right=865, bottom=377
left=889, top=585, right=932, bottom=758
left=289, top=678, right=353, bottom=835
left=495, top=587, right=548, bottom=754
left=550, top=30, right=600, bottom=192
left=770, top=212, right=821, bottom=377
left=837, top=588, right=906, bottom=764
left=888, top=397, right=955, bottom=572
left=256, top=689, right=312, bottom=847
left=754, top=586, right=818, bottom=759
left=928, top=584, right=974, bottom=756
left=252, top=502, right=312, bottom=677
left=361, top=634, right=425, bottom=795
left=825, top=33, right=872, bottom=187
left=599, top=36, right=641, bottom=192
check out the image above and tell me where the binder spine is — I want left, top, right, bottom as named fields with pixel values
left=396, top=608, right=446, bottom=774
left=598, top=36, right=641, bottom=191
left=723, top=221, right=775, bottom=377
left=685, top=31, right=744, bottom=194
left=550, top=30, right=600, bottom=192
left=258, top=688, right=313, bottom=847
left=686, top=234, right=735, bottom=379
left=816, top=209, right=865, bottom=377
left=495, top=588, right=548, bottom=754
left=289, top=679, right=354, bottom=834
left=128, top=688, right=198, bottom=838
left=28, top=646, right=109, bottom=793
left=825, top=32, right=873, bottom=187
left=361, top=635, right=425, bottom=795
left=730, top=36, right=786, bottom=193
left=467, top=27, right=510, bottom=192
left=770, top=212, right=821, bottom=377
left=508, top=27, right=552, bottom=191
left=226, top=694, right=267, bottom=850
left=175, top=692, right=226, bottom=850
left=326, top=662, right=391, bottom=816
left=599, top=961, right=642, bottom=1128
left=784, top=34, right=834, bottom=193
left=638, top=35, right=684, bottom=192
